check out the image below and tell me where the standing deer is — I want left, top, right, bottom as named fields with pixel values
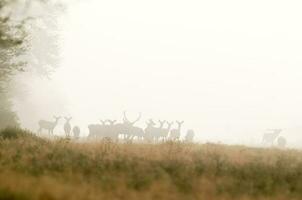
left=38, top=116, right=61, bottom=135
left=185, top=129, right=195, bottom=142
left=145, top=119, right=166, bottom=142
left=169, top=121, right=184, bottom=140
left=105, top=119, right=120, bottom=140
left=262, top=129, right=282, bottom=146
left=72, top=126, right=80, bottom=139
left=63, top=117, right=72, bottom=137
left=161, top=121, right=173, bottom=141
left=88, top=120, right=107, bottom=138
left=122, top=111, right=143, bottom=140
left=144, top=119, right=156, bottom=141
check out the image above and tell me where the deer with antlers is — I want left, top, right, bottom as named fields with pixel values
left=169, top=121, right=184, bottom=140
left=63, top=117, right=72, bottom=137
left=38, top=116, right=61, bottom=135
left=122, top=111, right=144, bottom=141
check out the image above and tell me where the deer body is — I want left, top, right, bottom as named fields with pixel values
left=88, top=120, right=107, bottom=138
left=64, top=117, right=72, bottom=137
left=169, top=121, right=184, bottom=140
left=121, top=111, right=142, bottom=141
left=38, top=116, right=61, bottom=135
left=185, top=129, right=195, bottom=142
left=160, top=121, right=173, bottom=141
left=72, top=126, right=80, bottom=139
left=262, top=129, right=282, bottom=145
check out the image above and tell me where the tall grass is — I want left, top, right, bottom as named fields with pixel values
left=0, top=127, right=302, bottom=199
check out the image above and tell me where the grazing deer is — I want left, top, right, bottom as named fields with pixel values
left=72, top=126, right=80, bottom=139
left=262, top=129, right=282, bottom=146
left=169, top=121, right=184, bottom=140
left=63, top=117, right=72, bottom=137
left=38, top=116, right=61, bottom=135
left=185, top=129, right=195, bottom=142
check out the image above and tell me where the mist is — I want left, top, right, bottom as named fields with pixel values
left=13, top=0, right=302, bottom=147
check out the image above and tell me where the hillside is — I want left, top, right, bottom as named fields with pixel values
left=0, top=128, right=302, bottom=200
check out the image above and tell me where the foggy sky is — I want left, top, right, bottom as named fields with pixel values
left=15, top=0, right=302, bottom=147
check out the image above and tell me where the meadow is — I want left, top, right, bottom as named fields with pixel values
left=0, top=128, right=302, bottom=200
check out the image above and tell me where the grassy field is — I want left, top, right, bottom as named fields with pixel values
left=0, top=128, right=302, bottom=200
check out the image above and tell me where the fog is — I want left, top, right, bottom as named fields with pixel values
left=14, top=0, right=302, bottom=147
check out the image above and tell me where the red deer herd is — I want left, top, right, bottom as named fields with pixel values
left=37, top=112, right=287, bottom=147
left=37, top=111, right=195, bottom=143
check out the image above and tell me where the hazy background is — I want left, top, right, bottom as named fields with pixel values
left=14, top=0, right=302, bottom=147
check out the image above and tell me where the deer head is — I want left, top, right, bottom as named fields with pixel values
left=100, top=120, right=107, bottom=125
left=176, top=121, right=184, bottom=129
left=64, top=117, right=72, bottom=122
left=166, top=121, right=174, bottom=129
left=158, top=120, right=166, bottom=128
left=123, top=111, right=141, bottom=126
left=107, top=119, right=117, bottom=125
left=53, top=116, right=61, bottom=124
left=146, top=119, right=156, bottom=127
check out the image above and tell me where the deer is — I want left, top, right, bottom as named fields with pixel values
left=169, top=121, right=184, bottom=140
left=88, top=120, right=107, bottom=138
left=144, top=119, right=157, bottom=142
left=72, top=126, right=80, bottom=139
left=185, top=129, right=195, bottom=143
left=38, top=116, right=61, bottom=135
left=121, top=111, right=143, bottom=141
left=63, top=117, right=72, bottom=137
left=262, top=129, right=282, bottom=146
left=145, top=119, right=166, bottom=142
left=160, top=121, right=173, bottom=142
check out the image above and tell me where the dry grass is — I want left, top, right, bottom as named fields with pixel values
left=1, top=128, right=302, bottom=200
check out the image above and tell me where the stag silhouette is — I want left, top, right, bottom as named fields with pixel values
left=121, top=111, right=142, bottom=140
left=169, top=121, right=184, bottom=140
left=63, top=117, right=72, bottom=137
left=38, top=116, right=61, bottom=135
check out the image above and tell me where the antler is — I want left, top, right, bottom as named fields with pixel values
left=107, top=119, right=116, bottom=125
left=100, top=120, right=106, bottom=125
left=158, top=120, right=166, bottom=125
left=123, top=111, right=129, bottom=122
left=131, top=112, right=141, bottom=124
left=176, top=120, right=184, bottom=125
